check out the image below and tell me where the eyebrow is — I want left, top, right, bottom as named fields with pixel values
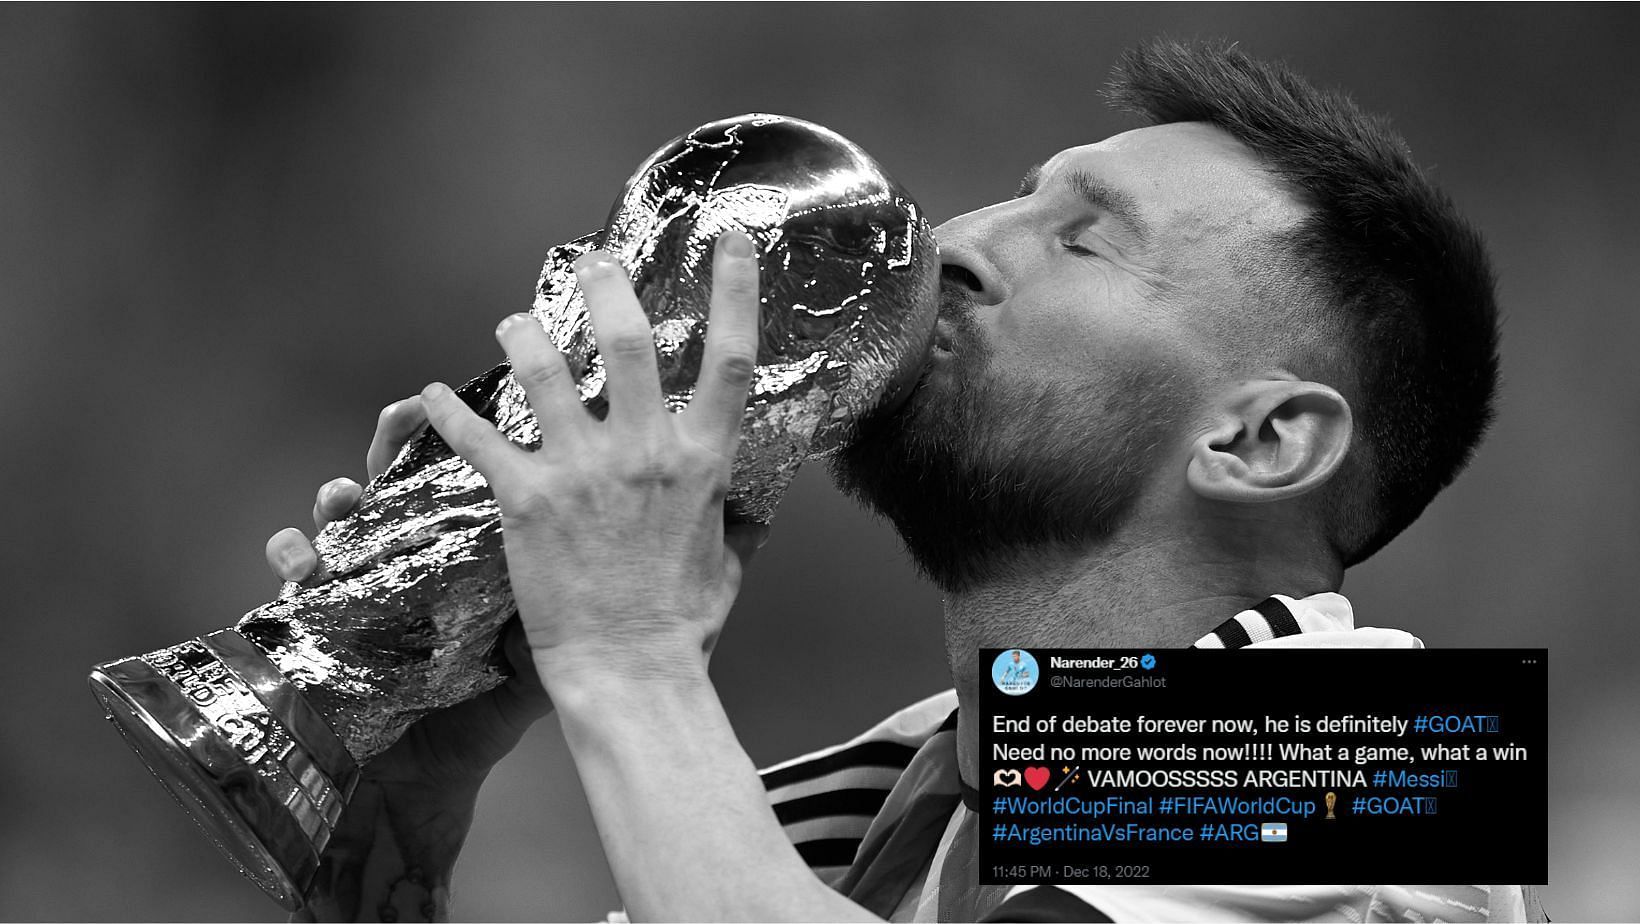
left=1016, top=162, right=1150, bottom=243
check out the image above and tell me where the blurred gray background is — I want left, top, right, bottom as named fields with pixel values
left=2, top=4, right=1635, bottom=920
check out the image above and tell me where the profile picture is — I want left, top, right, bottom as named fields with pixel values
left=992, top=648, right=1039, bottom=695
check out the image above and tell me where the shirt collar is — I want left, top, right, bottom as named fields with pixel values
left=1191, top=592, right=1353, bottom=648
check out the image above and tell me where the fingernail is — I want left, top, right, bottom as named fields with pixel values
left=723, top=231, right=754, bottom=258
left=422, top=382, right=450, bottom=401
left=574, top=251, right=619, bottom=275
left=496, top=313, right=531, bottom=336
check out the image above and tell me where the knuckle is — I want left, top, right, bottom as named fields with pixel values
left=718, top=268, right=759, bottom=301
left=678, top=441, right=732, bottom=482
left=516, top=358, right=565, bottom=390
left=602, top=331, right=655, bottom=360
left=499, top=488, right=555, bottom=525
left=380, top=396, right=425, bottom=434
left=620, top=441, right=674, bottom=482
left=423, top=398, right=454, bottom=428
left=712, top=342, right=758, bottom=382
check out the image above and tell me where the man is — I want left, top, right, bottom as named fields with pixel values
left=266, top=41, right=1545, bottom=922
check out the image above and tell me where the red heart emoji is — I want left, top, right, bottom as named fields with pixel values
left=1024, top=766, right=1050, bottom=791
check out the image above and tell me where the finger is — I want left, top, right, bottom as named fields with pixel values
left=495, top=313, right=590, bottom=451
left=574, top=251, right=665, bottom=435
left=420, top=381, right=523, bottom=486
left=687, top=231, right=762, bottom=453
left=266, top=527, right=318, bottom=582
left=722, top=522, right=771, bottom=571
left=496, top=619, right=553, bottom=725
left=367, top=397, right=428, bottom=479
left=311, top=477, right=363, bottom=531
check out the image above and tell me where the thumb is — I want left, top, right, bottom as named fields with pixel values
left=723, top=523, right=771, bottom=570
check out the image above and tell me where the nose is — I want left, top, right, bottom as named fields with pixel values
left=934, top=205, right=1013, bottom=307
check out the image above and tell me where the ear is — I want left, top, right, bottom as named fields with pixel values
left=1185, top=379, right=1352, bottom=504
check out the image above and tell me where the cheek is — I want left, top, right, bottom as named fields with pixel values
left=986, top=301, right=1184, bottom=393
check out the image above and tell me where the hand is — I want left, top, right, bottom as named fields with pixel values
left=420, top=231, right=768, bottom=693
left=265, top=396, right=426, bottom=584
left=265, top=400, right=558, bottom=920
left=263, top=398, right=552, bottom=790
left=413, top=234, right=866, bottom=923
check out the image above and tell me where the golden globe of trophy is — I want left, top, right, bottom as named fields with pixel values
left=87, top=114, right=939, bottom=911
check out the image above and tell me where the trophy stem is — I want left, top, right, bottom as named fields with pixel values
left=88, top=629, right=361, bottom=911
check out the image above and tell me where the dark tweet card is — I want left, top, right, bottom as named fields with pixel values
left=979, top=648, right=1546, bottom=885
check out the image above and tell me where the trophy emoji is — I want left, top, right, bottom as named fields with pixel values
left=87, top=114, right=939, bottom=910
left=1325, top=791, right=1337, bottom=819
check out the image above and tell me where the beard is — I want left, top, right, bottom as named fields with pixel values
left=827, top=280, right=1185, bottom=594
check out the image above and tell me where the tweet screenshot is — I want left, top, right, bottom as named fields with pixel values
left=979, top=648, right=1546, bottom=885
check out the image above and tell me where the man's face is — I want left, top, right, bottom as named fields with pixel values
left=830, top=123, right=1310, bottom=593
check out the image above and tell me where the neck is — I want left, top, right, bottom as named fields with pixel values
left=946, top=530, right=1341, bottom=790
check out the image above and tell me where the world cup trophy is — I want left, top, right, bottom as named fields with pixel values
left=87, top=114, right=939, bottom=910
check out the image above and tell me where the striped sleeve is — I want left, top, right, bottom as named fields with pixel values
left=759, top=689, right=958, bottom=884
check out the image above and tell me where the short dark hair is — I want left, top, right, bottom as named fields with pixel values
left=1105, top=39, right=1501, bottom=565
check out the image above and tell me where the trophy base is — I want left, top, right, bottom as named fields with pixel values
left=88, top=629, right=361, bottom=911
